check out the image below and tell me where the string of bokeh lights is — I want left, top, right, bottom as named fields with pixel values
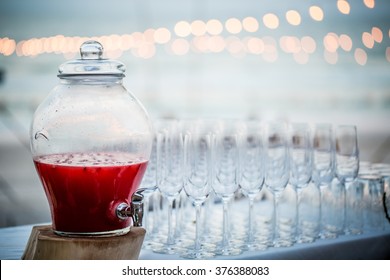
left=0, top=1, right=389, bottom=66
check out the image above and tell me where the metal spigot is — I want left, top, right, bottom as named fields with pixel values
left=116, top=188, right=145, bottom=227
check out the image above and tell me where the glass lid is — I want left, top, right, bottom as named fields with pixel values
left=58, top=40, right=125, bottom=77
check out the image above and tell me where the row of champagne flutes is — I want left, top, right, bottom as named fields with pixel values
left=138, top=118, right=389, bottom=259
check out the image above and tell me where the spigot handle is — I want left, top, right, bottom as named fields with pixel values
left=116, top=188, right=146, bottom=227
left=131, top=188, right=145, bottom=227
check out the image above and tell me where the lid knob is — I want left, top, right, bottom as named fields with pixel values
left=80, top=40, right=103, bottom=60
left=58, top=40, right=125, bottom=77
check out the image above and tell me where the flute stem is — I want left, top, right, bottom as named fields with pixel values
left=167, top=197, right=175, bottom=246
left=248, top=196, right=255, bottom=244
left=222, top=197, right=230, bottom=250
left=194, top=201, right=202, bottom=251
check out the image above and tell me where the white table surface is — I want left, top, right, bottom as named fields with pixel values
left=1, top=223, right=389, bottom=260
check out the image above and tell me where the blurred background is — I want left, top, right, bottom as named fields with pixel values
left=0, top=0, right=389, bottom=227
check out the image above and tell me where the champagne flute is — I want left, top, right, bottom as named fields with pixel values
left=335, top=125, right=360, bottom=235
left=264, top=122, right=292, bottom=247
left=181, top=121, right=214, bottom=259
left=288, top=123, right=315, bottom=243
left=153, top=120, right=184, bottom=254
left=264, top=121, right=290, bottom=247
left=238, top=120, right=265, bottom=251
left=312, top=124, right=338, bottom=238
left=211, top=120, right=242, bottom=256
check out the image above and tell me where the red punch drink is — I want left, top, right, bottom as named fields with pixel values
left=34, top=153, right=148, bottom=236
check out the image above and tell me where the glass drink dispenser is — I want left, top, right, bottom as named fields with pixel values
left=30, top=41, right=153, bottom=237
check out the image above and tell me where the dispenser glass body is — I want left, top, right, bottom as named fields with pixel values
left=30, top=41, right=153, bottom=236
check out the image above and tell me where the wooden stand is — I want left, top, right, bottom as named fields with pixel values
left=22, top=225, right=146, bottom=260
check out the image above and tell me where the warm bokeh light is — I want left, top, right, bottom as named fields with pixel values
left=309, top=6, right=324, bottom=21
left=337, top=0, right=351, bottom=15
left=286, top=10, right=301, bottom=26
left=301, top=36, right=316, bottom=54
left=225, top=18, right=242, bottom=34
left=25, top=38, right=35, bottom=56
left=246, top=37, right=264, bottom=54
left=280, top=36, right=300, bottom=54
left=324, top=50, right=338, bottom=64
left=132, top=42, right=156, bottom=59
left=170, top=38, right=190, bottom=56
left=143, top=29, right=155, bottom=44
left=192, top=36, right=208, bottom=53
left=131, top=32, right=144, bottom=47
left=263, top=13, right=279, bottom=29
left=53, top=35, right=66, bottom=54
left=242, top=17, right=259, bottom=32
left=354, top=48, right=367, bottom=65
left=206, top=19, right=223, bottom=35
left=1, top=9, right=388, bottom=63
left=22, top=40, right=31, bottom=56
left=207, top=36, right=225, bottom=53
left=174, top=20, right=191, bottom=37
left=364, top=0, right=375, bottom=9
left=105, top=34, right=117, bottom=53
left=112, top=34, right=123, bottom=49
left=324, top=33, right=339, bottom=52
left=371, top=27, right=383, bottom=43
left=386, top=47, right=390, bottom=63
left=154, top=28, right=171, bottom=44
left=23, top=38, right=43, bottom=57
left=287, top=36, right=301, bottom=53
left=339, top=34, right=353, bottom=51
left=362, top=32, right=374, bottom=49
left=41, top=38, right=51, bottom=53
left=109, top=34, right=122, bottom=51
left=0, top=38, right=16, bottom=56
left=15, top=40, right=24, bottom=56
left=191, top=20, right=207, bottom=36
left=226, top=36, right=245, bottom=56
left=59, top=37, right=71, bottom=53
left=120, top=34, right=134, bottom=50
